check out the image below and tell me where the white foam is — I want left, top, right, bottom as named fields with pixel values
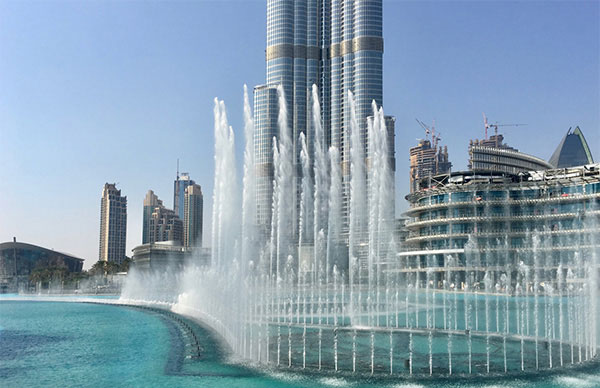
left=390, top=384, right=425, bottom=388
left=554, top=376, right=597, bottom=388
left=318, top=377, right=353, bottom=387
left=479, top=385, right=516, bottom=388
left=266, top=371, right=302, bottom=382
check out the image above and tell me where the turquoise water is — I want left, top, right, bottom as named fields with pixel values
left=1, top=299, right=598, bottom=388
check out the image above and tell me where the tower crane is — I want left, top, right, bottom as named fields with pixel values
left=416, top=118, right=430, bottom=141
left=482, top=113, right=527, bottom=146
left=416, top=118, right=442, bottom=148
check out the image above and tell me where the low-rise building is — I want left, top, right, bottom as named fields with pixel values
left=131, top=241, right=209, bottom=273
left=0, top=239, right=84, bottom=293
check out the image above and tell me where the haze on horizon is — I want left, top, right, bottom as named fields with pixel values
left=0, top=0, right=598, bottom=269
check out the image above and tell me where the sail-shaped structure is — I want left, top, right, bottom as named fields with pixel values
left=549, top=126, right=594, bottom=168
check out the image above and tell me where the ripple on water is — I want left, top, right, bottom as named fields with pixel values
left=0, top=330, right=65, bottom=361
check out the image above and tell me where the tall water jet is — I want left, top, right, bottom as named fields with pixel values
left=241, top=85, right=257, bottom=271
left=328, top=145, right=342, bottom=278
left=275, top=84, right=295, bottom=281
left=367, top=101, right=395, bottom=328
left=211, top=98, right=239, bottom=269
left=348, top=90, right=367, bottom=326
left=312, top=85, right=329, bottom=284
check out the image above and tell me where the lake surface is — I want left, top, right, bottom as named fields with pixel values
left=1, top=298, right=598, bottom=388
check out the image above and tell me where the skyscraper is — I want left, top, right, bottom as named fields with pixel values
left=142, top=190, right=162, bottom=244
left=99, top=183, right=127, bottom=265
left=173, top=172, right=195, bottom=221
left=142, top=190, right=183, bottom=246
left=254, top=0, right=394, bottom=234
left=183, top=184, right=204, bottom=248
left=149, top=206, right=183, bottom=245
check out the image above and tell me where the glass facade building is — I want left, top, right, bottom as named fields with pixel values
left=549, top=126, right=595, bottom=168
left=0, top=241, right=84, bottom=293
left=254, top=0, right=394, bottom=234
left=401, top=165, right=600, bottom=285
left=173, top=173, right=195, bottom=221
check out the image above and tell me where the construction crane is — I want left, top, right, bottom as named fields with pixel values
left=416, top=118, right=442, bottom=148
left=416, top=118, right=430, bottom=141
left=482, top=113, right=527, bottom=146
left=434, top=132, right=442, bottom=148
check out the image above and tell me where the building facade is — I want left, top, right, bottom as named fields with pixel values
left=99, top=183, right=127, bottom=265
left=173, top=172, right=195, bottom=221
left=254, top=0, right=394, bottom=235
left=468, top=134, right=553, bottom=175
left=142, top=190, right=163, bottom=244
left=400, top=165, right=600, bottom=287
left=183, top=184, right=204, bottom=247
left=549, top=126, right=594, bottom=168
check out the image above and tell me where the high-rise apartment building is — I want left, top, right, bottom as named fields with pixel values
left=99, top=183, right=127, bottom=264
left=149, top=206, right=183, bottom=245
left=142, top=190, right=163, bottom=244
left=254, top=0, right=394, bottom=234
left=142, top=189, right=186, bottom=246
left=183, top=184, right=204, bottom=248
left=173, top=172, right=195, bottom=221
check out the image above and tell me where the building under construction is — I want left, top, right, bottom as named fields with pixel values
left=409, top=139, right=451, bottom=193
left=468, top=134, right=553, bottom=175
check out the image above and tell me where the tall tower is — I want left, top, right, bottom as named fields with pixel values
left=183, top=184, right=204, bottom=248
left=142, top=190, right=162, bottom=244
left=173, top=172, right=195, bottom=220
left=99, top=183, right=127, bottom=264
left=254, top=0, right=394, bottom=235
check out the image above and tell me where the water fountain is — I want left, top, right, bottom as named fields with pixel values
left=122, top=84, right=600, bottom=378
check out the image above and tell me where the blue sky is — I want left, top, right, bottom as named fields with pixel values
left=1, top=0, right=598, bottom=268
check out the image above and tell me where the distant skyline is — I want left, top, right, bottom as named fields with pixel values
left=1, top=0, right=598, bottom=269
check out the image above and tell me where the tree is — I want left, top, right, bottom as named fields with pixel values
left=119, top=257, right=131, bottom=273
left=89, top=260, right=123, bottom=276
